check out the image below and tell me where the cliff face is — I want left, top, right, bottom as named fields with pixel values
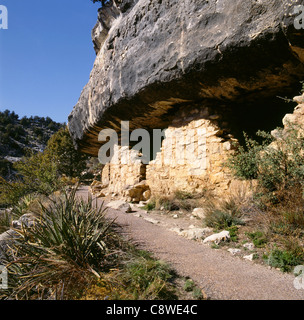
left=68, top=0, right=304, bottom=156
left=68, top=0, right=304, bottom=197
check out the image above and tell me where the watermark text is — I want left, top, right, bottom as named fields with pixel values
left=0, top=5, right=8, bottom=30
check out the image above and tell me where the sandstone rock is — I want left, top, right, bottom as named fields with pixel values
left=227, top=248, right=241, bottom=256
left=68, top=0, right=304, bottom=202
left=90, top=180, right=108, bottom=195
left=12, top=213, right=37, bottom=229
left=243, top=254, right=255, bottom=261
left=92, top=3, right=121, bottom=54
left=125, top=181, right=150, bottom=202
left=142, top=189, right=151, bottom=201
left=293, top=94, right=304, bottom=105
left=243, top=242, right=255, bottom=251
left=180, top=227, right=211, bottom=241
left=143, top=217, right=159, bottom=225
left=106, top=200, right=132, bottom=213
left=191, top=208, right=206, bottom=220
left=96, top=191, right=106, bottom=198
left=169, top=227, right=184, bottom=235
left=0, top=229, right=21, bottom=263
left=0, top=229, right=19, bottom=242
left=203, top=230, right=230, bottom=245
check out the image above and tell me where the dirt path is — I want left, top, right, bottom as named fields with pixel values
left=78, top=187, right=304, bottom=300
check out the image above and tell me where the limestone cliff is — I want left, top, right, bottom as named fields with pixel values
left=69, top=0, right=304, bottom=154
left=68, top=0, right=304, bottom=197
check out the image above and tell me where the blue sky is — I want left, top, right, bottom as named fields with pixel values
left=0, top=0, right=101, bottom=123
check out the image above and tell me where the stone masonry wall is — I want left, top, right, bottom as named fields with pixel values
left=96, top=105, right=238, bottom=200
left=146, top=107, right=236, bottom=196
left=101, top=145, right=146, bottom=194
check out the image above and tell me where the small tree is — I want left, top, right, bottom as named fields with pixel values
left=44, top=127, right=88, bottom=178
left=0, top=127, right=88, bottom=206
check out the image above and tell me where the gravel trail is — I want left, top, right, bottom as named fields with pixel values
left=78, top=187, right=304, bottom=300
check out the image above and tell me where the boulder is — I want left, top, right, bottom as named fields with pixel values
left=180, top=227, right=212, bottom=241
left=191, top=208, right=206, bottom=220
left=142, top=189, right=151, bottom=201
left=243, top=254, right=255, bottom=261
left=124, top=181, right=150, bottom=202
left=106, top=200, right=132, bottom=213
left=0, top=229, right=20, bottom=264
left=203, top=230, right=230, bottom=244
left=11, top=213, right=37, bottom=229
left=243, top=242, right=255, bottom=251
left=227, top=248, right=241, bottom=256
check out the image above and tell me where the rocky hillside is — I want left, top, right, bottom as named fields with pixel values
left=0, top=110, right=64, bottom=178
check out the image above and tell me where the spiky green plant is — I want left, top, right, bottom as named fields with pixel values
left=2, top=188, right=122, bottom=299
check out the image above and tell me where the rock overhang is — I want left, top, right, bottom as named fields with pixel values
left=68, top=0, right=304, bottom=156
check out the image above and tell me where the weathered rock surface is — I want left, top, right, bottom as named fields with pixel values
left=106, top=200, right=132, bottom=212
left=0, top=213, right=37, bottom=263
left=191, top=208, right=206, bottom=220
left=180, top=227, right=212, bottom=241
left=203, top=230, right=230, bottom=244
left=69, top=0, right=304, bottom=156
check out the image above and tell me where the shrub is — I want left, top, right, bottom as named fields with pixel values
left=144, top=199, right=156, bottom=211
left=174, top=190, right=194, bottom=200
left=203, top=198, right=245, bottom=230
left=120, top=251, right=177, bottom=300
left=226, top=127, right=304, bottom=192
left=0, top=210, right=11, bottom=233
left=183, top=279, right=195, bottom=292
left=192, top=286, right=204, bottom=300
left=13, top=151, right=61, bottom=195
left=82, top=251, right=177, bottom=300
left=145, top=196, right=180, bottom=212
left=227, top=226, right=239, bottom=242
left=226, top=132, right=265, bottom=180
left=246, top=231, right=267, bottom=248
left=145, top=192, right=200, bottom=213
left=265, top=248, right=304, bottom=272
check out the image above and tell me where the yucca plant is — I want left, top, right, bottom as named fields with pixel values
left=3, top=188, right=122, bottom=299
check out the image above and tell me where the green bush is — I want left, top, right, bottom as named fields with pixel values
left=226, top=128, right=304, bottom=192
left=226, top=132, right=265, bottom=180
left=265, top=248, right=304, bottom=272
left=144, top=199, right=156, bottom=211
left=121, top=252, right=177, bottom=300
left=246, top=231, right=267, bottom=248
left=204, top=210, right=243, bottom=229
left=203, top=198, right=245, bottom=230
left=227, top=225, right=239, bottom=242
left=183, top=279, right=195, bottom=292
